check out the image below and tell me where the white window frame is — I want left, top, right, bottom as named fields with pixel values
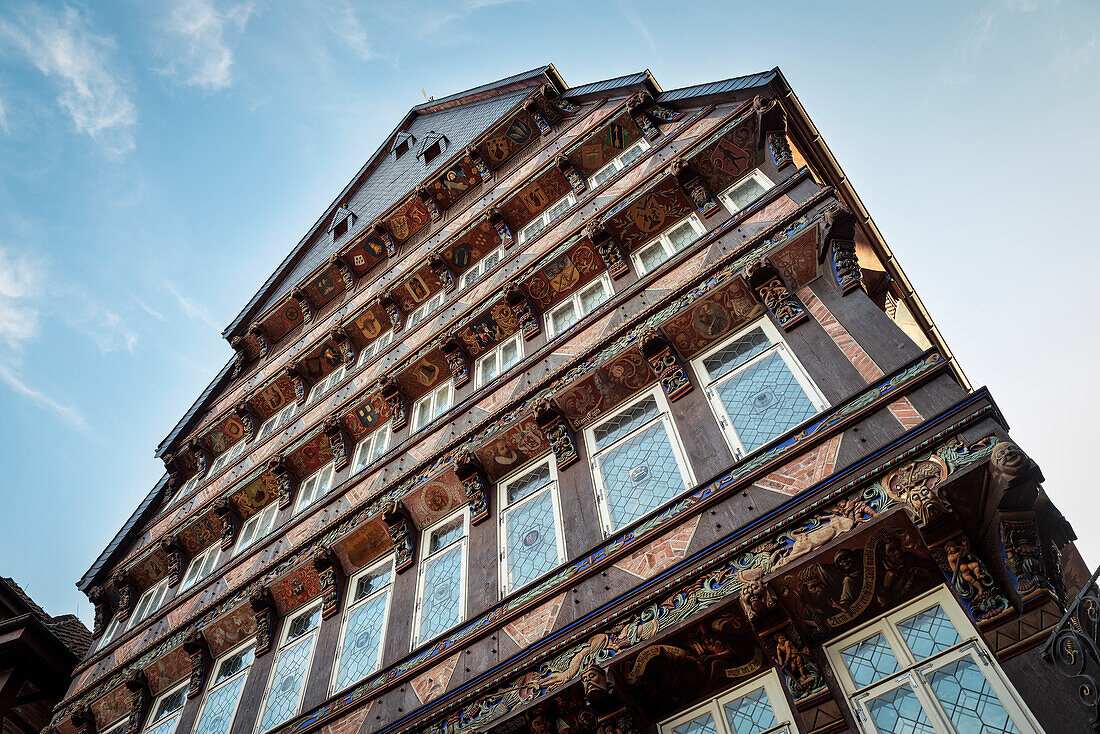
left=718, top=168, right=775, bottom=214
left=692, top=318, right=827, bottom=460
left=657, top=670, right=795, bottom=734
left=458, top=247, right=504, bottom=290
left=497, top=456, right=567, bottom=596
left=256, top=403, right=298, bottom=443
left=193, top=639, right=256, bottom=734
left=294, top=462, right=336, bottom=514
left=254, top=602, right=323, bottom=734
left=306, top=363, right=348, bottom=405
left=410, top=380, right=454, bottom=432
left=352, top=422, right=392, bottom=473
left=97, top=612, right=125, bottom=651
left=631, top=214, right=707, bottom=276
left=99, top=720, right=129, bottom=734
left=407, top=290, right=447, bottom=328
left=825, top=586, right=1042, bottom=734
left=234, top=501, right=279, bottom=556
left=588, top=137, right=652, bottom=188
left=127, top=577, right=170, bottom=630
left=517, top=192, right=577, bottom=245
left=330, top=555, right=396, bottom=693
left=413, top=508, right=470, bottom=647
left=166, top=472, right=201, bottom=509
left=357, top=330, right=393, bottom=368
left=475, top=332, right=523, bottom=388
left=142, top=681, right=188, bottom=734
left=208, top=439, right=248, bottom=476
left=583, top=387, right=695, bottom=535
left=545, top=274, right=613, bottom=338
left=180, top=543, right=221, bottom=592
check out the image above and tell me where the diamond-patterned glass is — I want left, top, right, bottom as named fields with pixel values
left=194, top=674, right=248, bottom=734
left=637, top=241, right=669, bottom=274
left=594, top=397, right=660, bottom=449
left=549, top=302, right=579, bottom=336
left=672, top=712, right=718, bottom=734
left=666, top=220, right=697, bottom=253
left=597, top=421, right=685, bottom=529
left=504, top=489, right=559, bottom=591
left=354, top=566, right=392, bottom=601
left=579, top=280, right=610, bottom=311
left=927, top=657, right=1019, bottom=734
left=727, top=177, right=768, bottom=211
left=722, top=687, right=779, bottom=734
left=429, top=519, right=464, bottom=553
left=213, top=645, right=255, bottom=685
left=419, top=544, right=463, bottom=641
left=842, top=633, right=900, bottom=688
left=505, top=463, right=552, bottom=504
left=703, top=329, right=771, bottom=379
left=257, top=633, right=315, bottom=732
left=144, top=714, right=181, bottom=734
left=335, top=590, right=390, bottom=690
left=897, top=605, right=961, bottom=662
left=714, top=351, right=817, bottom=451
left=866, top=686, right=937, bottom=734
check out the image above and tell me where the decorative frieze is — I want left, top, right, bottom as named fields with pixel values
left=505, top=283, right=540, bottom=340
left=383, top=501, right=415, bottom=573
left=312, top=546, right=342, bottom=619
left=767, top=131, right=793, bottom=169
left=454, top=449, right=490, bottom=525
left=268, top=455, right=295, bottom=510
left=249, top=585, right=275, bottom=656
left=123, top=670, right=150, bottom=734
left=639, top=329, right=692, bottom=401
left=535, top=400, right=579, bottom=470
left=182, top=631, right=210, bottom=699
left=584, top=220, right=628, bottom=278
left=291, top=287, right=314, bottom=323
left=213, top=498, right=239, bottom=551
left=556, top=154, right=586, bottom=196
left=380, top=377, right=408, bottom=431
left=324, top=418, right=350, bottom=472
left=672, top=157, right=720, bottom=218
left=745, top=259, right=807, bottom=330
left=442, top=338, right=470, bottom=388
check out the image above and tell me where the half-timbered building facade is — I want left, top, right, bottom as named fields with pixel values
left=52, top=65, right=1093, bottom=734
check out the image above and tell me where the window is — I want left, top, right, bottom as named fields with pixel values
left=167, top=472, right=202, bottom=508
left=208, top=439, right=248, bottom=476
left=718, top=169, right=774, bottom=214
left=97, top=612, right=125, bottom=651
left=100, top=720, right=128, bottom=734
left=180, top=543, right=221, bottom=592
left=394, top=139, right=410, bottom=158
left=476, top=333, right=522, bottom=388
left=658, top=672, right=795, bottom=734
left=826, top=588, right=1041, bottom=734
left=234, top=502, right=279, bottom=556
left=256, top=403, right=298, bottom=443
left=352, top=423, right=391, bottom=472
left=193, top=641, right=256, bottom=734
left=632, top=215, right=706, bottom=275
left=143, top=683, right=187, bottom=734
left=546, top=275, right=612, bottom=338
left=517, top=192, right=576, bottom=244
left=585, top=389, right=694, bottom=533
left=423, top=140, right=442, bottom=164
left=332, top=556, right=395, bottom=692
left=407, top=290, right=446, bottom=328
left=128, top=577, right=170, bottom=630
left=499, top=458, right=565, bottom=595
left=307, top=363, right=347, bottom=405
left=294, top=462, right=336, bottom=514
left=255, top=604, right=322, bottom=733
left=458, top=247, right=504, bottom=290
left=589, top=138, right=651, bottom=188
left=332, top=217, right=349, bottom=241
left=357, top=330, right=393, bottom=367
left=414, top=510, right=469, bottom=646
left=693, top=320, right=826, bottom=460
left=410, top=380, right=454, bottom=432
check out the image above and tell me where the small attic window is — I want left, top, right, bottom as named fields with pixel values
left=333, top=217, right=350, bottom=240
left=330, top=204, right=355, bottom=243
left=418, top=132, right=448, bottom=165
left=423, top=140, right=442, bottom=164
left=393, top=132, right=415, bottom=159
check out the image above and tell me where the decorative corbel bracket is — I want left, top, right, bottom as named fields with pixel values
left=441, top=337, right=470, bottom=388
left=454, top=449, right=490, bottom=525
left=416, top=185, right=442, bottom=223
left=124, top=669, right=150, bottom=734
left=312, top=546, right=343, bottom=619
left=928, top=530, right=1013, bottom=626
left=989, top=443, right=1057, bottom=602
left=329, top=253, right=356, bottom=291
left=487, top=207, right=513, bottom=248
left=187, top=439, right=210, bottom=480
left=380, top=292, right=404, bottom=335
left=639, top=329, right=693, bottom=401
left=744, top=259, right=808, bottom=330
left=523, top=97, right=551, bottom=135
left=234, top=401, right=256, bottom=442
left=247, top=322, right=270, bottom=359
left=229, top=336, right=248, bottom=379
left=505, top=282, right=540, bottom=340
left=626, top=91, right=661, bottom=140
left=430, top=253, right=456, bottom=293
left=249, top=584, right=275, bottom=656
left=70, top=703, right=97, bottom=734
left=88, top=585, right=110, bottom=636
left=213, top=498, right=239, bottom=552
left=267, top=455, right=295, bottom=510
left=291, top=287, right=314, bottom=323
left=285, top=363, right=306, bottom=405
left=584, top=220, right=628, bottom=279
left=752, top=95, right=790, bottom=169
left=330, top=326, right=358, bottom=368
left=535, top=399, right=579, bottom=470
left=160, top=534, right=184, bottom=588
left=382, top=501, right=415, bottom=573
left=380, top=377, right=408, bottom=431
left=323, top=418, right=350, bottom=472
left=822, top=207, right=861, bottom=295
left=110, top=570, right=134, bottom=623
left=556, top=154, right=586, bottom=196
left=671, top=156, right=720, bottom=219
left=371, top=220, right=397, bottom=258
left=545, top=85, right=581, bottom=115
left=182, top=631, right=211, bottom=699
left=466, top=146, right=491, bottom=179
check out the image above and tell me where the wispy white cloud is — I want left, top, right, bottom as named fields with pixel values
left=0, top=4, right=135, bottom=152
left=163, top=280, right=220, bottom=330
left=0, top=361, right=87, bottom=430
left=0, top=94, right=8, bottom=134
left=615, top=0, right=658, bottom=58
left=322, top=0, right=371, bottom=60
left=155, top=0, right=253, bottom=91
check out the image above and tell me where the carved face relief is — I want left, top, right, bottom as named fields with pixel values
left=990, top=442, right=1029, bottom=480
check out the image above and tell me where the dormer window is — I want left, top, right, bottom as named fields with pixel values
left=423, top=141, right=442, bottom=165
left=392, top=132, right=415, bottom=159
left=330, top=205, right=355, bottom=244
left=418, top=133, right=448, bottom=166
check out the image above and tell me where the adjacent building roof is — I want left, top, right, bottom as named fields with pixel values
left=1, top=576, right=91, bottom=658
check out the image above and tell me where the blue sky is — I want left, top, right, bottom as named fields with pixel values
left=0, top=0, right=1096, bottom=623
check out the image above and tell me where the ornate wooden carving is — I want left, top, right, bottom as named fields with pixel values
left=416, top=185, right=442, bottom=222
left=672, top=156, right=720, bottom=218
left=823, top=207, right=861, bottom=294
left=626, top=91, right=661, bottom=140
left=247, top=322, right=270, bottom=358
left=535, top=400, right=579, bottom=469
left=267, top=455, right=295, bottom=510
left=556, top=154, right=586, bottom=196
left=124, top=669, right=150, bottom=734
left=329, top=252, right=356, bottom=291
left=249, top=584, right=275, bottom=656
left=380, top=292, right=404, bottom=334
left=466, top=146, right=490, bottom=179
left=87, top=585, right=109, bottom=636
left=160, top=534, right=184, bottom=588
left=382, top=501, right=415, bottom=573
left=640, top=329, right=693, bottom=401
left=182, top=631, right=210, bottom=699
left=234, top=401, right=256, bottom=442
left=505, top=282, right=540, bottom=340
left=330, top=326, right=358, bottom=368
left=324, top=417, right=350, bottom=472
left=213, top=498, right=239, bottom=551
left=312, top=546, right=342, bottom=619
left=990, top=443, right=1057, bottom=601
left=187, top=439, right=210, bottom=479
left=487, top=206, right=513, bottom=248
left=584, top=220, right=628, bottom=279
left=745, top=259, right=807, bottom=330
left=110, top=570, right=133, bottom=623
left=380, top=377, right=407, bottom=431
left=441, top=337, right=470, bottom=388
left=929, top=531, right=1013, bottom=625
left=430, top=253, right=456, bottom=293
left=523, top=97, right=551, bottom=135
left=70, top=703, right=96, bottom=734
left=230, top=336, right=248, bottom=378
left=291, top=287, right=314, bottom=323
left=371, top=221, right=396, bottom=258
left=454, top=449, right=490, bottom=525
left=285, top=363, right=306, bottom=405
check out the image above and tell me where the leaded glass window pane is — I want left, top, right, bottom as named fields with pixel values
left=335, top=590, right=390, bottom=690
left=195, top=676, right=247, bottom=734
left=722, top=686, right=779, bottom=734
left=927, top=658, right=1019, bottom=734
left=593, top=397, right=659, bottom=449
left=703, top=329, right=771, bottom=380
left=418, top=544, right=462, bottom=641
left=145, top=714, right=181, bottom=734
left=596, top=421, right=685, bottom=530
left=257, top=610, right=319, bottom=733
left=579, top=279, right=610, bottom=311
left=503, top=489, right=558, bottom=591
left=506, top=463, right=552, bottom=504
left=429, top=519, right=464, bottom=553
left=726, top=177, right=768, bottom=211
left=666, top=220, right=698, bottom=252
left=618, top=140, right=648, bottom=169
left=897, top=605, right=961, bottom=662
left=549, top=302, right=579, bottom=336
left=841, top=633, right=900, bottom=688
left=712, top=351, right=818, bottom=452
left=214, top=645, right=255, bottom=684
left=866, top=687, right=937, bottom=734
left=672, top=713, right=717, bottom=734
left=637, top=241, right=669, bottom=274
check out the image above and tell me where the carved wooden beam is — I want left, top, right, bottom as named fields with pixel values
left=555, top=154, right=586, bottom=196
left=416, top=185, right=442, bottom=223
left=110, top=570, right=134, bottom=623
left=323, top=418, right=350, bottom=472
left=70, top=703, right=97, bottom=734
left=123, top=669, right=150, bottom=734
left=523, top=97, right=551, bottom=135
left=505, top=282, right=540, bottom=340
left=752, top=95, right=789, bottom=166
left=312, top=546, right=343, bottom=619
left=330, top=326, right=358, bottom=368
left=535, top=399, right=579, bottom=470
left=249, top=584, right=275, bottom=655
left=87, top=585, right=110, bottom=636
left=583, top=220, right=628, bottom=279
left=466, top=146, right=491, bottom=179
left=267, top=455, right=295, bottom=510
left=247, top=322, right=270, bottom=358
left=160, top=534, right=184, bottom=588
left=380, top=377, right=407, bottom=431
left=454, top=449, right=490, bottom=525
left=822, top=207, right=861, bottom=295
left=284, top=363, right=306, bottom=405
left=382, top=501, right=415, bottom=573
left=370, top=221, right=396, bottom=257
left=744, top=259, right=808, bottom=330
left=430, top=253, right=456, bottom=293
left=639, top=329, right=693, bottom=401
left=213, top=498, right=239, bottom=552
left=329, top=252, right=356, bottom=291
left=229, top=336, right=248, bottom=379
left=487, top=206, right=513, bottom=248
left=671, top=156, right=720, bottom=219
left=182, top=631, right=211, bottom=699
left=187, top=439, right=210, bottom=480
left=291, top=287, right=314, bottom=323
left=380, top=291, right=404, bottom=335
left=626, top=91, right=661, bottom=140
left=234, top=401, right=256, bottom=442
left=441, top=337, right=470, bottom=388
